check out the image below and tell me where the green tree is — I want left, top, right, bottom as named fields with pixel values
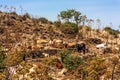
left=73, top=10, right=81, bottom=25
left=59, top=9, right=83, bottom=26
left=104, top=27, right=119, bottom=38
left=60, top=49, right=82, bottom=70
left=60, top=9, right=72, bottom=22
left=60, top=22, right=78, bottom=34
left=38, top=17, right=48, bottom=24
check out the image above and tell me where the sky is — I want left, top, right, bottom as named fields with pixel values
left=0, top=0, right=120, bottom=29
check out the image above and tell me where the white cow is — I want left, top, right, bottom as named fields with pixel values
left=42, top=53, right=49, bottom=57
left=96, top=43, right=107, bottom=49
left=115, top=47, right=120, bottom=50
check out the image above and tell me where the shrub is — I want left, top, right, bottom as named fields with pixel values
left=65, top=56, right=82, bottom=70
left=79, top=26, right=83, bottom=30
left=60, top=49, right=82, bottom=70
left=0, top=47, right=6, bottom=72
left=112, top=49, right=119, bottom=54
left=48, top=21, right=53, bottom=24
left=39, top=17, right=48, bottom=24
left=85, top=26, right=91, bottom=31
left=22, top=13, right=31, bottom=20
left=54, top=21, right=61, bottom=27
left=104, top=27, right=119, bottom=37
left=104, top=27, right=111, bottom=31
left=5, top=51, right=23, bottom=67
left=60, top=49, right=71, bottom=62
left=48, top=26, right=54, bottom=32
left=41, top=57, right=56, bottom=66
left=60, top=22, right=78, bottom=34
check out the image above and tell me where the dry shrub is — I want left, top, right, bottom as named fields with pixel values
left=112, top=49, right=119, bottom=54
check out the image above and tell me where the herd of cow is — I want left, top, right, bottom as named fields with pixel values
left=21, top=37, right=120, bottom=61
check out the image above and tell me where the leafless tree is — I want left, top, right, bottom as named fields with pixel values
left=96, top=19, right=101, bottom=30
left=86, top=19, right=94, bottom=37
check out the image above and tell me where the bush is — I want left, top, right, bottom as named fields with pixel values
left=60, top=49, right=82, bottom=70
left=48, top=26, right=54, bottom=32
left=104, top=27, right=111, bottom=31
left=84, top=26, right=91, bottom=31
left=0, top=47, right=6, bottom=72
left=64, top=55, right=82, bottom=70
left=104, top=27, right=119, bottom=37
left=60, top=22, right=78, bottom=34
left=60, top=49, right=71, bottom=62
left=39, top=17, right=48, bottom=24
left=54, top=21, right=61, bottom=27
left=79, top=26, right=83, bottom=30
left=112, top=49, right=119, bottom=54
left=22, top=13, right=31, bottom=20
left=48, top=21, right=53, bottom=24
left=41, top=57, right=56, bottom=66
left=5, top=51, right=23, bottom=67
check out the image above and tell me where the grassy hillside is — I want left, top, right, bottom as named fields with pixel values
left=0, top=11, right=120, bottom=80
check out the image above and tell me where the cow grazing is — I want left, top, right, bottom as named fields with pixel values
left=27, top=50, right=44, bottom=59
left=96, top=43, right=107, bottom=49
left=55, top=58, right=63, bottom=69
left=67, top=42, right=76, bottom=48
left=23, top=53, right=26, bottom=61
left=31, top=53, right=36, bottom=59
left=42, top=53, right=49, bottom=57
left=115, top=47, right=120, bottom=51
left=58, top=68, right=67, bottom=76
left=64, top=43, right=68, bottom=48
left=76, top=43, right=86, bottom=54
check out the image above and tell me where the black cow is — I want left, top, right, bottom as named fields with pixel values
left=23, top=53, right=26, bottom=61
left=76, top=43, right=86, bottom=54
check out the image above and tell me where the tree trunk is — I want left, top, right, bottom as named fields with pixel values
left=82, top=21, right=85, bottom=26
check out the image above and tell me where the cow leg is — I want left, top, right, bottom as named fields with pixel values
left=83, top=50, right=85, bottom=54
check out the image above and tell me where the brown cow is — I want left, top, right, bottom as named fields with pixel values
left=55, top=58, right=63, bottom=69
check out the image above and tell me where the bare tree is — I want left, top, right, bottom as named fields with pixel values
left=0, top=5, right=2, bottom=11
left=119, top=25, right=120, bottom=31
left=80, top=15, right=87, bottom=26
left=96, top=19, right=101, bottom=30
left=20, top=5, right=23, bottom=15
left=86, top=19, right=94, bottom=37
left=57, top=14, right=61, bottom=22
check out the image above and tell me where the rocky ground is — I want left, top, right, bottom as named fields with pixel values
left=0, top=11, right=120, bottom=80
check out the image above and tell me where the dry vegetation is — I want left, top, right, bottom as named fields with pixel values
left=0, top=8, right=120, bottom=80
